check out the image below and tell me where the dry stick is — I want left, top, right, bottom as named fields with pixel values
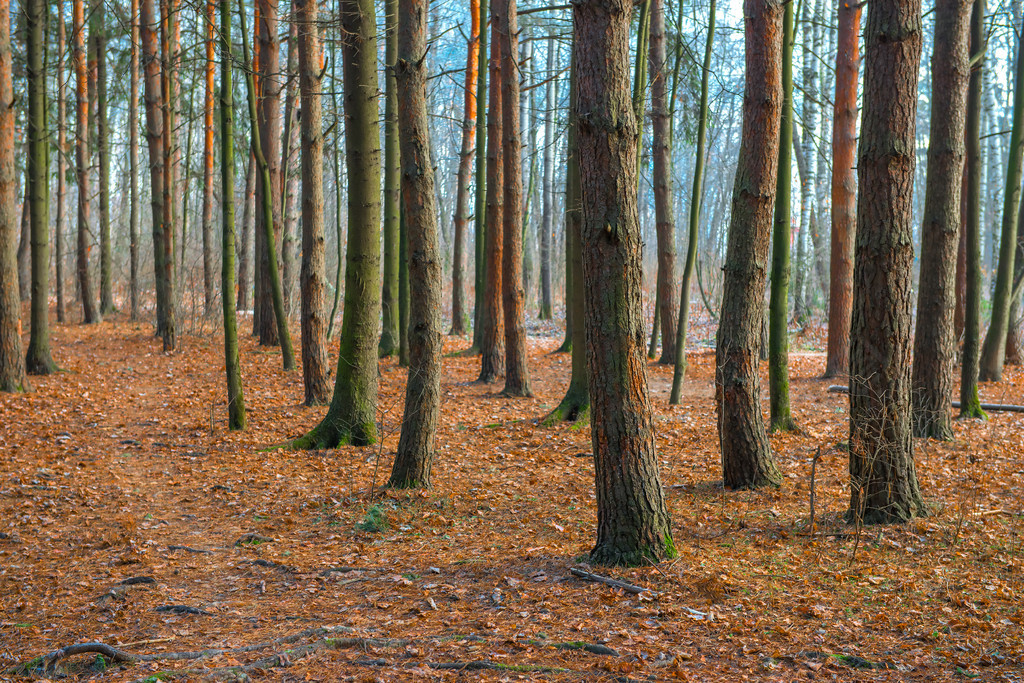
left=809, top=446, right=822, bottom=538
left=826, top=384, right=1024, bottom=413
left=569, top=568, right=654, bottom=595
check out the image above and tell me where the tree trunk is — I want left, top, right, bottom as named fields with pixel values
left=715, top=0, right=783, bottom=489
left=93, top=0, right=112, bottom=316
left=74, top=0, right=99, bottom=324
left=978, top=31, right=1024, bottom=381
left=297, top=0, right=330, bottom=406
left=910, top=0, right=971, bottom=440
left=280, top=20, right=299, bottom=319
left=649, top=0, right=677, bottom=365
left=17, top=173, right=28, bottom=303
left=55, top=1, right=68, bottom=324
left=129, top=0, right=139, bottom=321
left=471, top=0, right=488, bottom=353
left=670, top=0, right=714, bottom=404
left=477, top=2, right=504, bottom=383
left=202, top=0, right=216, bottom=317
left=824, top=0, right=861, bottom=378
left=379, top=0, right=401, bottom=357
left=449, top=0, right=479, bottom=337
left=237, top=150, right=254, bottom=311
left=960, top=0, right=987, bottom=419
left=0, top=0, right=26, bottom=392
left=290, top=0, right=381, bottom=448
left=388, top=0, right=443, bottom=487
left=498, top=0, right=530, bottom=397
left=538, top=37, right=555, bottom=321
left=575, top=0, right=675, bottom=567
left=768, top=0, right=795, bottom=432
left=848, top=0, right=925, bottom=524
left=218, top=0, right=245, bottom=430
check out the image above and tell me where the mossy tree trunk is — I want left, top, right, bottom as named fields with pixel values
left=848, top=0, right=925, bottom=524
left=715, top=0, right=783, bottom=489
left=575, top=0, right=675, bottom=566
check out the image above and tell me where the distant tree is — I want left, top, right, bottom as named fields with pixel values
left=575, top=0, right=675, bottom=565
left=380, top=0, right=400, bottom=357
left=388, top=0, right=443, bottom=487
left=471, top=0, right=489, bottom=352
left=848, top=0, right=925, bottom=524
left=73, top=0, right=99, bottom=324
left=92, top=0, right=113, bottom=317
left=0, top=0, right=26, bottom=392
left=716, top=0, right=783, bottom=489
left=202, top=0, right=216, bottom=317
left=128, top=0, right=140, bottom=321
left=537, top=37, right=555, bottom=322
left=911, top=0, right=972, bottom=440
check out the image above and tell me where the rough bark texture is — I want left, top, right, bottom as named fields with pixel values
left=449, top=0, right=479, bottom=337
left=910, top=0, right=971, bottom=440
left=380, top=0, right=401, bottom=357
left=498, top=0, right=530, bottom=397
left=291, top=0, right=381, bottom=448
left=280, top=21, right=299, bottom=319
left=0, top=0, right=26, bottom=392
left=649, top=0, right=677, bottom=365
left=575, top=0, right=675, bottom=566
left=388, top=0, right=443, bottom=487
left=824, top=0, right=861, bottom=378
left=297, top=0, right=330, bottom=406
left=219, top=0, right=245, bottom=430
left=715, top=0, right=783, bottom=489
left=25, top=0, right=55, bottom=374
left=202, top=0, right=216, bottom=317
left=477, top=4, right=504, bottom=383
left=848, top=0, right=925, bottom=525
left=960, top=0, right=987, bottom=419
left=74, top=0, right=99, bottom=324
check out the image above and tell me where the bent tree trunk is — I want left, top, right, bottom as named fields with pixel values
left=910, top=0, right=971, bottom=439
left=290, top=0, right=382, bottom=448
left=715, top=0, right=783, bottom=489
left=388, top=0, right=443, bottom=488
left=575, top=0, right=675, bottom=566
left=848, top=0, right=925, bottom=524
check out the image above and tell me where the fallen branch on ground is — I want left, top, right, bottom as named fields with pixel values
left=569, top=567, right=655, bottom=595
left=826, top=385, right=1024, bottom=413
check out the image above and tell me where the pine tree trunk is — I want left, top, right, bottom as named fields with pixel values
left=0, top=0, right=26, bottom=392
left=128, top=0, right=139, bottom=321
left=498, top=0, right=530, bottom=397
left=978, top=31, right=1024, bottom=381
left=824, top=0, right=861, bottom=378
left=291, top=0, right=382, bottom=448
left=380, top=0, right=401, bottom=356
left=848, top=0, right=925, bottom=524
left=471, top=0, right=488, bottom=353
left=56, top=0, right=68, bottom=324
left=237, top=150, right=254, bottom=311
left=280, top=20, right=299, bottom=319
left=202, top=0, right=216, bottom=317
left=297, top=0, right=330, bottom=406
left=477, top=3, right=504, bottom=383
left=649, top=0, right=677, bottom=365
left=715, top=0, right=783, bottom=489
left=388, top=0, right=443, bottom=487
left=449, top=0, right=478, bottom=337
left=74, top=0, right=99, bottom=324
left=910, top=0, right=971, bottom=440
left=93, top=0, right=112, bottom=316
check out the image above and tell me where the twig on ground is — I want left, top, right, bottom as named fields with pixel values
left=569, top=567, right=655, bottom=595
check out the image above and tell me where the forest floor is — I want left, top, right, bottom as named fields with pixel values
left=2, top=311, right=1024, bottom=682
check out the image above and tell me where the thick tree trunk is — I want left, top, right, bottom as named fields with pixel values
left=848, top=0, right=925, bottom=524
left=649, top=0, right=677, bottom=365
left=0, top=0, right=26, bottom=392
left=575, top=0, right=675, bottom=566
left=290, top=0, right=381, bottom=448
left=978, top=31, right=1024, bottom=381
left=297, top=0, right=330, bottom=406
left=910, top=0, right=971, bottom=440
left=960, top=0, right=987, bottom=418
left=74, top=0, right=99, bottom=324
left=202, top=0, right=216, bottom=317
left=824, top=0, right=861, bottom=378
left=449, top=0, right=479, bottom=337
left=25, top=0, right=55, bottom=373
left=477, top=4, right=504, bottom=383
left=388, top=0, right=443, bottom=487
left=498, top=0, right=530, bottom=397
left=218, top=0, right=245, bottom=429
left=715, top=0, right=783, bottom=489
left=380, top=0, right=401, bottom=357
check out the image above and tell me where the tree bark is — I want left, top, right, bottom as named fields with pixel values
left=297, top=0, right=330, bottom=406
left=74, top=0, right=99, bottom=324
left=280, top=20, right=299, bottom=319
left=128, top=0, right=140, bottom=321
left=538, top=38, right=555, bottom=321
left=471, top=0, right=489, bottom=353
left=0, top=0, right=26, bottom=392
left=388, top=0, right=444, bottom=487
left=237, top=150, right=254, bottom=311
left=575, top=0, right=675, bottom=566
left=910, top=0, right=971, bottom=440
left=715, top=0, right=783, bottom=489
left=202, top=0, right=216, bottom=317
left=380, top=0, right=401, bottom=356
left=824, top=0, right=861, bottom=378
left=848, top=0, right=925, bottom=524
left=93, top=0, right=112, bottom=316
